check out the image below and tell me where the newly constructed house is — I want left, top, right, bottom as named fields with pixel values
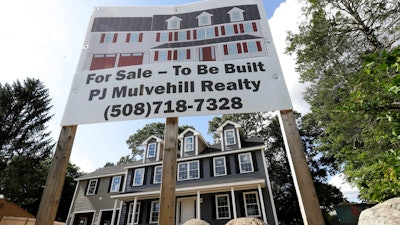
left=67, top=121, right=278, bottom=225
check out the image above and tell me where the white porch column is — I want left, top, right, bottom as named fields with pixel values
left=258, top=184, right=267, bottom=223
left=131, top=197, right=138, bottom=225
left=111, top=199, right=119, bottom=225
left=230, top=187, right=237, bottom=219
left=196, top=191, right=201, bottom=219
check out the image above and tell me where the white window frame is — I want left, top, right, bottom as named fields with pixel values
left=213, top=156, right=227, bottom=176
left=86, top=179, right=98, bottom=195
left=229, top=9, right=244, bottom=22
left=238, top=152, right=254, bottom=173
left=110, top=176, right=122, bottom=193
left=198, top=15, right=212, bottom=26
left=224, top=129, right=236, bottom=145
left=127, top=202, right=141, bottom=224
left=215, top=194, right=231, bottom=219
left=150, top=201, right=160, bottom=223
left=243, top=192, right=261, bottom=217
left=177, top=161, right=199, bottom=181
left=153, top=165, right=162, bottom=184
left=147, top=143, right=156, bottom=158
left=184, top=136, right=194, bottom=152
left=133, top=168, right=145, bottom=186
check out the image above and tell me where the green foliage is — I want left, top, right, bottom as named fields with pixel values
left=286, top=0, right=400, bottom=202
left=125, top=122, right=194, bottom=161
left=0, top=78, right=84, bottom=220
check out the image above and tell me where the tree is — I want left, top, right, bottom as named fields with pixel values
left=0, top=78, right=54, bottom=213
left=208, top=112, right=344, bottom=225
left=286, top=0, right=400, bottom=202
left=125, top=122, right=194, bottom=162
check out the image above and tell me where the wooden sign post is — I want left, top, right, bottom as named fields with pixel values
left=35, top=125, right=77, bottom=225
left=278, top=110, right=325, bottom=225
left=158, top=117, right=179, bottom=225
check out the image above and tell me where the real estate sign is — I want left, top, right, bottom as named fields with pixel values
left=61, top=0, right=293, bottom=125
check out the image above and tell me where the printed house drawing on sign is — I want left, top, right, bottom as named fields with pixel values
left=85, top=4, right=268, bottom=71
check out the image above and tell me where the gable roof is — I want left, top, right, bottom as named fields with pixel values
left=0, top=198, right=34, bottom=218
left=75, top=164, right=127, bottom=181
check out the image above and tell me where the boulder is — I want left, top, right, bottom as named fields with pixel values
left=182, top=219, right=210, bottom=225
left=225, top=217, right=269, bottom=225
left=358, top=197, right=400, bottom=225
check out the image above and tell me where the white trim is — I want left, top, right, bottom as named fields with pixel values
left=149, top=201, right=160, bottom=223
left=110, top=175, right=122, bottom=193
left=243, top=191, right=261, bottom=217
left=66, top=180, right=80, bottom=224
left=99, top=208, right=116, bottom=225
left=196, top=191, right=201, bottom=219
left=116, top=201, right=123, bottom=225
left=147, top=142, right=157, bottom=158
left=224, top=129, right=236, bottom=146
left=177, top=160, right=200, bottom=181
left=75, top=171, right=125, bottom=181
left=184, top=136, right=194, bottom=152
left=235, top=128, right=242, bottom=149
left=124, top=145, right=264, bottom=169
left=258, top=184, right=267, bottom=223
left=213, top=156, right=227, bottom=176
left=215, top=194, right=231, bottom=219
left=133, top=168, right=145, bottom=186
left=262, top=150, right=279, bottom=225
left=230, top=187, right=237, bottom=219
left=238, top=152, right=254, bottom=173
left=71, top=210, right=96, bottom=225
left=86, top=179, right=98, bottom=195
left=111, top=200, right=118, bottom=225
left=153, top=165, right=163, bottom=184
left=111, top=179, right=265, bottom=199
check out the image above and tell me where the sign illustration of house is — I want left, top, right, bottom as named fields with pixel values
left=85, top=4, right=268, bottom=71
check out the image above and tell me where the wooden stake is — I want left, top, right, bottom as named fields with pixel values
left=278, top=110, right=325, bottom=225
left=159, top=117, right=178, bottom=225
left=35, top=125, right=77, bottom=225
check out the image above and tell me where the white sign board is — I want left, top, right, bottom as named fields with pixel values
left=61, top=0, right=292, bottom=125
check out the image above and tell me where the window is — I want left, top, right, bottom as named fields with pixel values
left=153, top=165, right=162, bottom=184
left=238, top=153, right=254, bottom=173
left=178, top=161, right=199, bottom=180
left=126, top=33, right=143, bottom=43
left=224, top=129, right=236, bottom=145
left=150, top=201, right=160, bottom=223
left=133, top=168, right=145, bottom=186
left=244, top=22, right=258, bottom=33
left=213, top=157, right=227, bottom=176
left=195, top=28, right=206, bottom=40
left=110, top=176, right=122, bottom=192
left=177, top=49, right=190, bottom=60
left=197, top=12, right=212, bottom=26
left=118, top=53, right=143, bottom=67
left=90, top=54, right=117, bottom=70
left=167, top=16, right=182, bottom=30
left=206, top=27, right=218, bottom=38
left=247, top=41, right=263, bottom=53
left=243, top=192, right=261, bottom=217
left=100, top=33, right=117, bottom=43
left=224, top=24, right=234, bottom=35
left=215, top=194, right=231, bottom=219
left=184, top=136, right=194, bottom=152
left=147, top=143, right=156, bottom=158
left=86, top=179, right=98, bottom=195
left=127, top=202, right=141, bottom=224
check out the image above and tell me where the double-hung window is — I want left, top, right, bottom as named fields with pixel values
left=153, top=165, right=162, bottom=184
left=238, top=153, right=254, bottom=173
left=133, top=168, right=145, bottom=186
left=147, top=143, right=156, bottom=158
left=150, top=201, right=160, bottom=223
left=215, top=194, right=231, bottom=219
left=213, top=156, right=227, bottom=176
left=243, top=192, right=261, bottom=217
left=127, top=202, right=141, bottom=224
left=178, top=161, right=199, bottom=180
left=224, top=129, right=236, bottom=145
left=86, top=179, right=98, bottom=195
left=184, top=136, right=194, bottom=152
left=110, top=176, right=122, bottom=192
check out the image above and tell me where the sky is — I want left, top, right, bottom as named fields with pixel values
left=1, top=0, right=359, bottom=202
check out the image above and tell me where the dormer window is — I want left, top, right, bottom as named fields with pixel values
left=224, top=129, right=236, bottom=145
left=147, top=143, right=156, bottom=158
left=184, top=136, right=194, bottom=152
left=228, top=7, right=245, bottom=22
left=196, top=12, right=213, bottom=26
left=166, top=16, right=182, bottom=30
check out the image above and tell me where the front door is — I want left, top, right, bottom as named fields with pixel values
left=176, top=197, right=196, bottom=225
left=199, top=46, right=216, bottom=61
